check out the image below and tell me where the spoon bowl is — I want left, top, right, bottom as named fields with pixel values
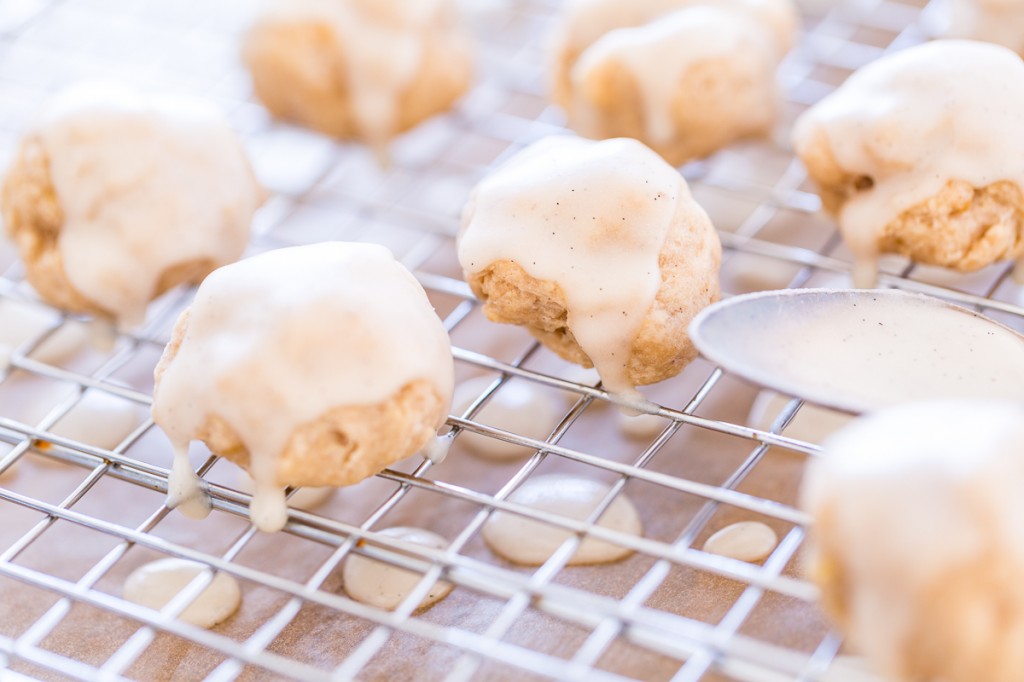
left=689, top=288, right=1024, bottom=414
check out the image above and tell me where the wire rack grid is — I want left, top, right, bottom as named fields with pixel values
left=0, top=0, right=1019, bottom=680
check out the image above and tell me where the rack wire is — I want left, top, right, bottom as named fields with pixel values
left=0, top=0, right=1019, bottom=680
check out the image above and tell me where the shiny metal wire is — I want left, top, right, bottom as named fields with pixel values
left=0, top=0, right=1013, bottom=680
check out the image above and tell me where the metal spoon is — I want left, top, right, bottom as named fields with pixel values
left=688, top=288, right=1024, bottom=414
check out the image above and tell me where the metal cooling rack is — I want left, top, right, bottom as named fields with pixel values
left=0, top=0, right=1020, bottom=680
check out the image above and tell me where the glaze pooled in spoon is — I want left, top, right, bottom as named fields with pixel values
left=690, top=288, right=1024, bottom=414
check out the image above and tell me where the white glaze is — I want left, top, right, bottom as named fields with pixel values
left=802, top=400, right=1024, bottom=681
left=168, top=447, right=212, bottom=521
left=51, top=389, right=146, bottom=451
left=946, top=0, right=1024, bottom=54
left=452, top=376, right=560, bottom=460
left=236, top=472, right=335, bottom=511
left=153, top=243, right=454, bottom=532
left=747, top=391, right=852, bottom=444
left=792, top=41, right=1024, bottom=285
left=702, top=521, right=777, bottom=562
left=123, top=558, right=241, bottom=629
left=458, top=137, right=684, bottom=402
left=570, top=6, right=781, bottom=145
left=33, top=81, right=262, bottom=325
left=482, top=474, right=643, bottom=565
left=616, top=411, right=668, bottom=439
left=263, top=0, right=465, bottom=146
left=691, top=289, right=1024, bottom=414
left=421, top=435, right=452, bottom=465
left=342, top=526, right=453, bottom=610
